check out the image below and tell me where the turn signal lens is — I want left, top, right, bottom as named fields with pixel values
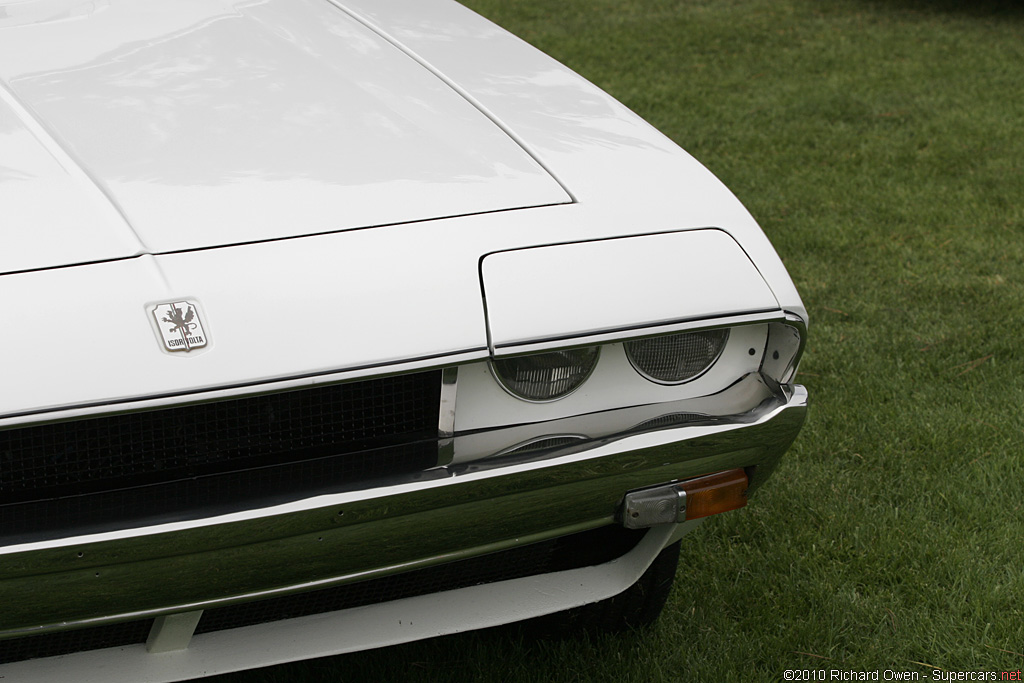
left=679, top=469, right=748, bottom=521
left=625, top=329, right=729, bottom=384
left=491, top=347, right=600, bottom=402
left=620, top=468, right=750, bottom=529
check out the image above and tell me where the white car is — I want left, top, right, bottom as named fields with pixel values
left=0, top=0, right=807, bottom=680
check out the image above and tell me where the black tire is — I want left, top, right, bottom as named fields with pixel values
left=525, top=540, right=681, bottom=636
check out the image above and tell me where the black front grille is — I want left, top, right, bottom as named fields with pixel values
left=0, top=525, right=644, bottom=665
left=1, top=371, right=441, bottom=538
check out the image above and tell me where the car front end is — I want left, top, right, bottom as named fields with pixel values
left=0, top=0, right=806, bottom=679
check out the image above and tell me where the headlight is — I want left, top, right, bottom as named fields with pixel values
left=625, top=329, right=729, bottom=384
left=491, top=347, right=600, bottom=402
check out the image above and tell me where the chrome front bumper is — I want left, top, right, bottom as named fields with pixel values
left=0, top=374, right=806, bottom=640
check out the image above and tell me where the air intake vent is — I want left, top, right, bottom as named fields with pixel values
left=1, top=371, right=441, bottom=538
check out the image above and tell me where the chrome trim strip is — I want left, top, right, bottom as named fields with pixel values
left=436, top=366, right=459, bottom=466
left=0, top=375, right=791, bottom=555
left=761, top=313, right=807, bottom=385
left=1, top=518, right=611, bottom=640
left=0, top=387, right=805, bottom=635
left=438, top=366, right=459, bottom=438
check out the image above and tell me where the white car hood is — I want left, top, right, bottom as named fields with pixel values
left=0, top=0, right=570, bottom=274
left=0, top=0, right=805, bottom=421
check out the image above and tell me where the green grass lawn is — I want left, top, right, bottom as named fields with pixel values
left=206, top=1, right=1024, bottom=680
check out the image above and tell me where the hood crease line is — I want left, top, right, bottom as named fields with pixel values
left=322, top=0, right=577, bottom=204
left=0, top=78, right=149, bottom=256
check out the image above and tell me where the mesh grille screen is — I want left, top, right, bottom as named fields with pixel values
left=2, top=440, right=437, bottom=541
left=0, top=371, right=441, bottom=506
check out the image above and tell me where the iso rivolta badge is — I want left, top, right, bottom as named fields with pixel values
left=151, top=300, right=208, bottom=352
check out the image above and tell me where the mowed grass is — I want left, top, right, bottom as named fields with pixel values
left=206, top=1, right=1024, bottom=680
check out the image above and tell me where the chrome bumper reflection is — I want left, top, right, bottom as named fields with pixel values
left=0, top=376, right=805, bottom=639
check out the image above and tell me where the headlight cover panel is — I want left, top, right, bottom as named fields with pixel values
left=480, top=230, right=779, bottom=356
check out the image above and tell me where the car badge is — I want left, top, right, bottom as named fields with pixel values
left=151, top=300, right=208, bottom=352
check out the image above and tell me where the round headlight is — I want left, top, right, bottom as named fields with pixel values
left=491, top=347, right=600, bottom=402
left=625, top=329, right=730, bottom=384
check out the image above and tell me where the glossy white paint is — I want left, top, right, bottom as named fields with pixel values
left=0, top=0, right=807, bottom=419
left=333, top=0, right=807, bottom=324
left=0, top=225, right=491, bottom=417
left=0, top=85, right=143, bottom=275
left=481, top=230, right=779, bottom=352
left=0, top=0, right=569, bottom=265
left=0, top=210, right=784, bottom=419
left=0, top=0, right=808, bottom=671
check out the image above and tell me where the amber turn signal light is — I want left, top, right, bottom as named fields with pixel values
left=678, top=468, right=748, bottom=521
left=620, top=468, right=750, bottom=529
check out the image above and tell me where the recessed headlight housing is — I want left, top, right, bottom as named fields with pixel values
left=625, top=329, right=730, bottom=384
left=491, top=347, right=600, bottom=402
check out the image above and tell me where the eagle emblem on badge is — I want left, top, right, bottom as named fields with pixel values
left=151, top=301, right=208, bottom=352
